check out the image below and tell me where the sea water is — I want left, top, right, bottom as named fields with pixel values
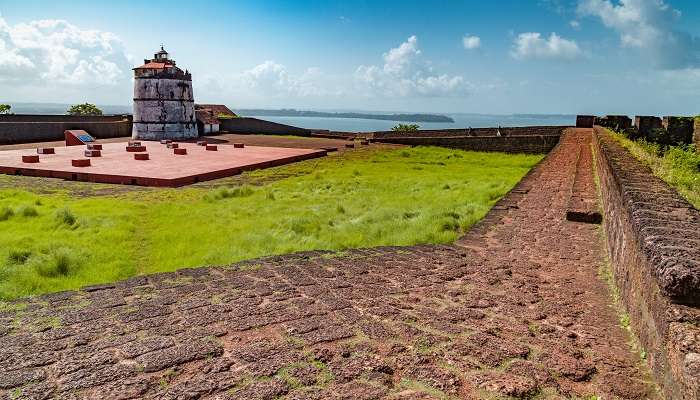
left=259, top=114, right=575, bottom=132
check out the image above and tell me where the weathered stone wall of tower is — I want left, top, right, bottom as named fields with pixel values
left=132, top=74, right=197, bottom=140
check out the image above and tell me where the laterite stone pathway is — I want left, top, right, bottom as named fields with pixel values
left=0, top=129, right=658, bottom=399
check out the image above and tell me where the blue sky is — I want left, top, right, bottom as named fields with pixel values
left=1, top=0, right=700, bottom=115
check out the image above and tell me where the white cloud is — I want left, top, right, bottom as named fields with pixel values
left=205, top=37, right=471, bottom=102
left=511, top=32, right=583, bottom=61
left=237, top=61, right=290, bottom=93
left=577, top=0, right=700, bottom=69
left=382, top=35, right=421, bottom=75
left=463, top=35, right=481, bottom=50
left=0, top=13, right=130, bottom=85
left=354, top=35, right=470, bottom=97
left=570, top=20, right=582, bottom=30
left=210, top=61, right=339, bottom=99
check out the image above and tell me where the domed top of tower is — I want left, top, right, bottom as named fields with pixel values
left=133, top=45, right=191, bottom=81
left=154, top=45, right=169, bottom=61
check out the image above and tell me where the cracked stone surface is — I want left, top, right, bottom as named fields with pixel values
left=0, top=129, right=659, bottom=399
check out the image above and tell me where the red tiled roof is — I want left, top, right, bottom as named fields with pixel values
left=194, top=104, right=237, bottom=118
left=134, top=62, right=173, bottom=70
left=195, top=110, right=220, bottom=125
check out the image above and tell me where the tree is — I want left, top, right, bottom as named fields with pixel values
left=0, top=104, right=11, bottom=115
left=391, top=123, right=420, bottom=132
left=67, top=103, right=103, bottom=116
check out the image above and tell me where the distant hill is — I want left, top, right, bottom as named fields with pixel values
left=235, top=109, right=455, bottom=123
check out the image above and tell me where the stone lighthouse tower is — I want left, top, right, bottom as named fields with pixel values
left=132, top=46, right=197, bottom=140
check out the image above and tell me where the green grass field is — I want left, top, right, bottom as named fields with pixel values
left=0, top=146, right=542, bottom=299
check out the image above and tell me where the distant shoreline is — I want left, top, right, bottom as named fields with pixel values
left=234, top=109, right=455, bottom=123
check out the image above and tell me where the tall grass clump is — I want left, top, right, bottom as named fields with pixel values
left=55, top=208, right=77, bottom=227
left=17, top=205, right=38, bottom=217
left=30, top=248, right=77, bottom=277
left=204, top=185, right=255, bottom=201
left=0, top=206, right=13, bottom=221
left=7, top=249, right=32, bottom=265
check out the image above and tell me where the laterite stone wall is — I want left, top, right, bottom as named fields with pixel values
left=372, top=133, right=561, bottom=154
left=371, top=125, right=566, bottom=139
left=593, top=126, right=700, bottom=399
left=0, top=115, right=132, bottom=145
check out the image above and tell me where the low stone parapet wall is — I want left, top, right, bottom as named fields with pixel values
left=219, top=117, right=310, bottom=136
left=0, top=121, right=132, bottom=144
left=593, top=126, right=700, bottom=399
left=371, top=134, right=561, bottom=154
left=371, top=125, right=567, bottom=139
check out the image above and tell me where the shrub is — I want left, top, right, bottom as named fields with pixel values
left=0, top=206, right=14, bottom=221
left=391, top=123, right=420, bottom=132
left=665, top=145, right=700, bottom=170
left=55, top=208, right=77, bottom=226
left=67, top=103, right=102, bottom=116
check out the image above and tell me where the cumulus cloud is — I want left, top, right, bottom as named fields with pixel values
left=354, top=35, right=469, bottom=97
left=577, top=0, right=700, bottom=69
left=236, top=61, right=290, bottom=93
left=0, top=13, right=130, bottom=85
left=511, top=32, right=583, bottom=60
left=211, top=61, right=339, bottom=99
left=463, top=35, right=481, bottom=50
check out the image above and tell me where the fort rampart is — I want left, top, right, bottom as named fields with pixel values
left=0, top=115, right=132, bottom=144
left=593, top=126, right=700, bottom=399
left=0, top=116, right=566, bottom=153
left=369, top=125, right=566, bottom=139
left=219, top=117, right=310, bottom=136
left=370, top=134, right=561, bottom=154
left=364, top=126, right=565, bottom=153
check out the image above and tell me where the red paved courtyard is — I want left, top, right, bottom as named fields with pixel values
left=0, top=142, right=327, bottom=187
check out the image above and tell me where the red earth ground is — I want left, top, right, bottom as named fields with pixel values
left=0, top=129, right=659, bottom=399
